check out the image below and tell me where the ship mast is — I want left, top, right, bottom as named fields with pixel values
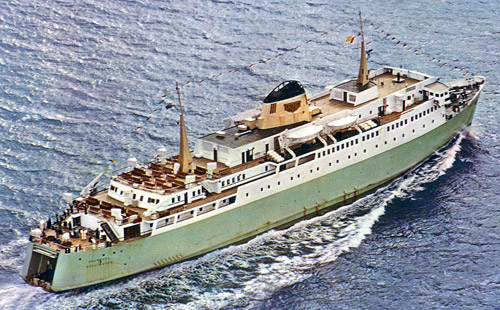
left=176, top=82, right=193, bottom=174
left=356, top=11, right=369, bottom=87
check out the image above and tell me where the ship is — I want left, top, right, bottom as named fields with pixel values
left=22, top=14, right=485, bottom=292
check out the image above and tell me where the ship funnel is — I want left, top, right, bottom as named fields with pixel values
left=257, top=80, right=312, bottom=130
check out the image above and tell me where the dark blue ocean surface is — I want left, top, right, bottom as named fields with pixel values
left=0, top=0, right=499, bottom=309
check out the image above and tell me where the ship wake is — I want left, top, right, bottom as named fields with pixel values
left=0, top=132, right=470, bottom=310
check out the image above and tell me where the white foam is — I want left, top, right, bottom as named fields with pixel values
left=0, top=237, right=29, bottom=272
left=0, top=285, right=47, bottom=310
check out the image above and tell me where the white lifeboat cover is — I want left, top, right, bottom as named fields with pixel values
left=326, top=115, right=358, bottom=131
left=285, top=125, right=323, bottom=145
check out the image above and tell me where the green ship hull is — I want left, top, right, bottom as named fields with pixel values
left=22, top=93, right=480, bottom=292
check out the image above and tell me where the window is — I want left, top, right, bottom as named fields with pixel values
left=140, top=196, right=143, bottom=202
left=133, top=193, right=136, bottom=199
left=222, top=181, right=225, bottom=186
left=375, top=144, right=378, bottom=148
left=270, top=103, right=277, bottom=114
left=362, top=136, right=366, bottom=141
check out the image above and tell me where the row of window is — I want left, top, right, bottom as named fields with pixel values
left=110, top=184, right=202, bottom=206
left=317, top=131, right=380, bottom=160
left=157, top=196, right=237, bottom=227
left=386, top=105, right=438, bottom=133
left=250, top=106, right=442, bottom=198
left=221, top=173, right=246, bottom=187
left=170, top=189, right=202, bottom=204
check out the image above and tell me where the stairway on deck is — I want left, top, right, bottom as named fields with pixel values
left=101, top=222, right=120, bottom=243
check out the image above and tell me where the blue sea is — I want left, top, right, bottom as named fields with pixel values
left=1, top=0, right=499, bottom=309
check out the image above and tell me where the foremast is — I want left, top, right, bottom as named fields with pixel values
left=356, top=11, right=369, bottom=87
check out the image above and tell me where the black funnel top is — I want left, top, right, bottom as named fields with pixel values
left=263, top=80, right=305, bottom=103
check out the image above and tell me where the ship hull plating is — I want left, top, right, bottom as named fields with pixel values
left=22, top=95, right=479, bottom=291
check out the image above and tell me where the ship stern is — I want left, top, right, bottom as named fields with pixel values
left=21, top=242, right=59, bottom=292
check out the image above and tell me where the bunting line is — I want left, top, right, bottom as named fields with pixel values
left=364, top=19, right=473, bottom=78
left=130, top=17, right=474, bottom=140
left=132, top=16, right=356, bottom=134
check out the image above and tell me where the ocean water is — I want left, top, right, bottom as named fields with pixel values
left=0, top=0, right=499, bottom=309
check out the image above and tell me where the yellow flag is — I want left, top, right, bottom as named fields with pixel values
left=346, top=35, right=355, bottom=43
